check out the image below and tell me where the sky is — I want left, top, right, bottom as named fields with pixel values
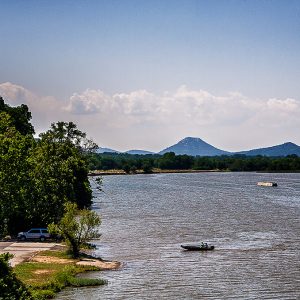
left=0, top=0, right=300, bottom=152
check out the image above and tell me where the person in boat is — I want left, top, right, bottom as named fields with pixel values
left=201, top=242, right=208, bottom=248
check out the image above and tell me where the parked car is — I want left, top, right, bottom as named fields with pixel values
left=17, top=228, right=51, bottom=242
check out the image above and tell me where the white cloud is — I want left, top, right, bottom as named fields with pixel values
left=1, top=82, right=299, bottom=151
left=0, top=82, right=65, bottom=134
left=65, top=89, right=159, bottom=118
left=0, top=82, right=36, bottom=105
left=267, top=98, right=299, bottom=112
left=64, top=85, right=256, bottom=127
left=65, top=89, right=108, bottom=114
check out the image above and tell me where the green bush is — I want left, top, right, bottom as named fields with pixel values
left=0, top=253, right=32, bottom=300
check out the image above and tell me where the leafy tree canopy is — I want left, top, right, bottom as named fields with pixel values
left=40, top=121, right=98, bottom=153
left=0, top=97, right=34, bottom=135
left=0, top=253, right=32, bottom=299
left=0, top=112, right=35, bottom=235
left=48, top=202, right=101, bottom=258
left=0, top=98, right=96, bottom=236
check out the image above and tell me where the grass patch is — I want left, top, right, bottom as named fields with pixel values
left=38, top=249, right=72, bottom=259
left=14, top=250, right=107, bottom=300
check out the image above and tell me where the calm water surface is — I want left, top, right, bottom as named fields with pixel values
left=57, top=172, right=300, bottom=299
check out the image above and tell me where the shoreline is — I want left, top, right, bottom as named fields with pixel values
left=88, top=169, right=300, bottom=176
left=30, top=251, right=121, bottom=271
left=11, top=244, right=120, bottom=299
left=0, top=240, right=120, bottom=270
left=88, top=168, right=222, bottom=176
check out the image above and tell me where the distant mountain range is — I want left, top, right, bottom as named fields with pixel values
left=95, top=147, right=119, bottom=154
left=96, top=137, right=300, bottom=157
left=95, top=147, right=154, bottom=155
left=125, top=150, right=155, bottom=155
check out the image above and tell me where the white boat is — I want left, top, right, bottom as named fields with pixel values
left=257, top=182, right=278, bottom=187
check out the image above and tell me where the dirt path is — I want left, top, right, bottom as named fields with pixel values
left=0, top=241, right=59, bottom=266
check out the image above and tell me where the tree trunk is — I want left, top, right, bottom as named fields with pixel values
left=69, top=238, right=80, bottom=258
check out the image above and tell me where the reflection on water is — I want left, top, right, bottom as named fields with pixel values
left=57, top=172, right=300, bottom=299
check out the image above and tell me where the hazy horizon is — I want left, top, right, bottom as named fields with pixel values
left=1, top=1, right=299, bottom=152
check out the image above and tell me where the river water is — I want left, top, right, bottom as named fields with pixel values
left=57, top=172, right=300, bottom=299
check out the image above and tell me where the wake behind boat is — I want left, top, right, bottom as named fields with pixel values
left=181, top=243, right=215, bottom=251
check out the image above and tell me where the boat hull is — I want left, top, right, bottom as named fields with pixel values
left=181, top=245, right=215, bottom=251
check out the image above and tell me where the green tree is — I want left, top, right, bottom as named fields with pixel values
left=0, top=253, right=32, bottom=299
left=39, top=121, right=97, bottom=153
left=142, top=162, right=153, bottom=174
left=0, top=112, right=35, bottom=235
left=0, top=97, right=34, bottom=136
left=31, top=122, right=94, bottom=211
left=175, top=155, right=194, bottom=169
left=130, top=165, right=137, bottom=174
left=158, top=152, right=176, bottom=169
left=0, top=99, right=97, bottom=236
left=48, top=203, right=101, bottom=258
left=123, top=164, right=130, bottom=174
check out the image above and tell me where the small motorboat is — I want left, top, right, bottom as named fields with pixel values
left=181, top=243, right=215, bottom=251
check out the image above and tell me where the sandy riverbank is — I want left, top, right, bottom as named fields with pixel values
left=0, top=241, right=120, bottom=270
left=10, top=245, right=120, bottom=299
left=31, top=253, right=121, bottom=270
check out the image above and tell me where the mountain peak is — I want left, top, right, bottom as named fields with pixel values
left=159, top=137, right=229, bottom=156
left=180, top=137, right=204, bottom=143
left=282, top=142, right=297, bottom=147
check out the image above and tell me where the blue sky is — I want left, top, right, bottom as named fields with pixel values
left=0, top=0, right=300, bottom=151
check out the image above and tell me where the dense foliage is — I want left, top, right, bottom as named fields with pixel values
left=0, top=253, right=32, bottom=300
left=0, top=99, right=94, bottom=236
left=0, top=97, right=34, bottom=136
left=87, top=152, right=300, bottom=172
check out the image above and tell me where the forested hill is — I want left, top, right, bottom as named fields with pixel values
left=159, top=137, right=229, bottom=156
left=237, top=142, right=300, bottom=157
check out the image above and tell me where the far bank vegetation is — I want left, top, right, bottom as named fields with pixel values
left=87, top=151, right=300, bottom=174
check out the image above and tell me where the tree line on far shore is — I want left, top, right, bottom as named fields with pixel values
left=87, top=151, right=300, bottom=173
